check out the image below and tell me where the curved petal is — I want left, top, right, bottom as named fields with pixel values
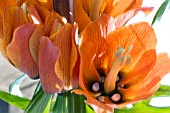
left=0, top=0, right=16, bottom=7
left=39, top=36, right=63, bottom=94
left=106, top=22, right=157, bottom=73
left=44, top=11, right=64, bottom=36
left=79, top=42, right=102, bottom=96
left=132, top=53, right=170, bottom=89
left=50, top=23, right=78, bottom=91
left=0, top=8, right=3, bottom=39
left=38, top=0, right=53, bottom=11
left=79, top=0, right=91, bottom=14
left=104, top=0, right=142, bottom=17
left=29, top=25, right=44, bottom=64
left=74, top=0, right=92, bottom=33
left=73, top=89, right=113, bottom=112
left=0, top=6, right=28, bottom=59
left=7, top=24, right=38, bottom=79
left=70, top=24, right=80, bottom=89
left=27, top=4, right=43, bottom=24
left=17, top=0, right=49, bottom=23
left=119, top=49, right=156, bottom=86
left=116, top=53, right=170, bottom=108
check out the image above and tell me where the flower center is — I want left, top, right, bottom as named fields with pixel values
left=91, top=46, right=132, bottom=104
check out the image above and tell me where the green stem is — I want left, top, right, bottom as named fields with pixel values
left=53, top=91, right=87, bottom=113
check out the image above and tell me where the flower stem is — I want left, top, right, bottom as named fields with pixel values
left=53, top=0, right=74, bottom=24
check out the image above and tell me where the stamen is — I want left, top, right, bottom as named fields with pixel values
left=125, top=54, right=132, bottom=65
left=98, top=96, right=105, bottom=103
left=115, top=46, right=125, bottom=58
left=111, top=93, right=121, bottom=102
left=89, top=0, right=103, bottom=21
left=120, top=56, right=126, bottom=65
left=92, top=82, right=100, bottom=92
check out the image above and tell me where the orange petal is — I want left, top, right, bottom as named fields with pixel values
left=79, top=42, right=102, bottom=96
left=50, top=23, right=78, bottom=91
left=38, top=0, right=53, bottom=11
left=29, top=25, right=44, bottom=64
left=0, top=6, right=28, bottom=59
left=27, top=4, right=43, bottom=24
left=44, top=11, right=64, bottom=36
left=7, top=24, right=38, bottom=79
left=74, top=0, right=92, bottom=33
left=69, top=24, right=79, bottom=89
left=104, top=0, right=142, bottom=17
left=81, top=14, right=116, bottom=73
left=106, top=22, right=157, bottom=74
left=119, top=49, right=156, bottom=86
left=133, top=53, right=170, bottom=89
left=0, top=0, right=16, bottom=7
left=0, top=8, right=3, bottom=39
left=79, top=0, right=92, bottom=14
left=73, top=89, right=113, bottom=112
left=139, top=7, right=154, bottom=16
left=17, top=0, right=49, bottom=23
left=114, top=7, right=153, bottom=28
left=39, top=36, right=63, bottom=94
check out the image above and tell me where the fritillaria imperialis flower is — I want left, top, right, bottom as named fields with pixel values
left=73, top=14, right=170, bottom=113
left=74, top=0, right=153, bottom=33
left=0, top=0, right=79, bottom=94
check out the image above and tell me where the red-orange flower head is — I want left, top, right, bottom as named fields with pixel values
left=0, top=0, right=79, bottom=94
left=74, top=0, right=153, bottom=33
left=74, top=14, right=170, bottom=113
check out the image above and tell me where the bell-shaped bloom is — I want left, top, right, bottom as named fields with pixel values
left=74, top=0, right=153, bottom=33
left=73, top=14, right=170, bottom=113
left=0, top=1, right=79, bottom=94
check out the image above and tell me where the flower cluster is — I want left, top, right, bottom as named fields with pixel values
left=1, top=0, right=170, bottom=113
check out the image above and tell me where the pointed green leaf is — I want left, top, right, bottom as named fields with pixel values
left=53, top=94, right=63, bottom=113
left=52, top=92, right=87, bottom=113
left=0, top=90, right=30, bottom=110
left=152, top=0, right=170, bottom=26
left=25, top=84, right=53, bottom=113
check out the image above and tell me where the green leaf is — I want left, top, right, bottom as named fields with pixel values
left=153, top=85, right=170, bottom=97
left=115, top=100, right=170, bottom=113
left=0, top=90, right=30, bottom=110
left=152, top=0, right=170, bottom=26
left=53, top=94, right=63, bottom=113
left=52, top=92, right=87, bottom=113
left=9, top=74, right=26, bottom=96
left=25, top=84, right=53, bottom=113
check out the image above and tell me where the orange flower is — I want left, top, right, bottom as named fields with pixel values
left=74, top=0, right=153, bottom=33
left=73, top=14, right=170, bottom=113
left=0, top=1, right=79, bottom=93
